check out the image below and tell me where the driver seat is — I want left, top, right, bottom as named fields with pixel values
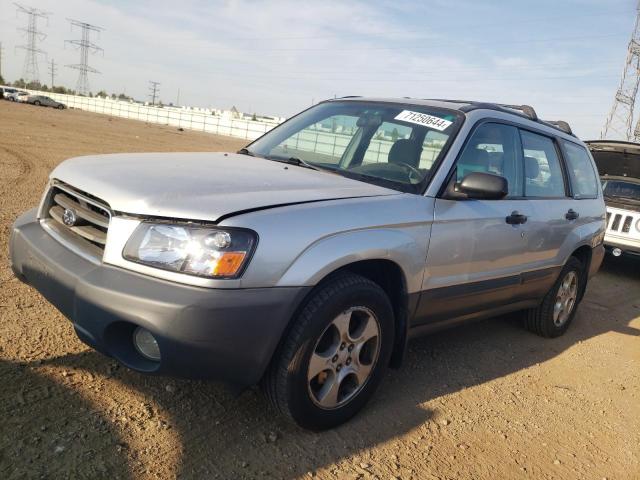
left=388, top=139, right=422, bottom=168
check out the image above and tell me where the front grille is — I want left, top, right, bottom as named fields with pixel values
left=610, top=214, right=622, bottom=231
left=605, top=207, right=639, bottom=237
left=43, top=183, right=111, bottom=257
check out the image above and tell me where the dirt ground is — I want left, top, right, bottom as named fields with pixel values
left=0, top=100, right=638, bottom=480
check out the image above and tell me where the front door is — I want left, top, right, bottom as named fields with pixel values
left=415, top=122, right=530, bottom=325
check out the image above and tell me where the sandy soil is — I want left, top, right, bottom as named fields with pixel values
left=0, top=100, right=638, bottom=480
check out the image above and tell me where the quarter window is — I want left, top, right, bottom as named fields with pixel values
left=520, top=130, right=566, bottom=198
left=455, top=123, right=523, bottom=197
left=562, top=141, right=599, bottom=198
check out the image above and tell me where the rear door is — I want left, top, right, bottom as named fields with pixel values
left=417, top=121, right=531, bottom=324
left=514, top=129, right=576, bottom=298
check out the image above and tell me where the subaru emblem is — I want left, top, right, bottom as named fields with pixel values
left=62, top=208, right=77, bottom=227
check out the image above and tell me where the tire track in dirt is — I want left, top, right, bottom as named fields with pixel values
left=0, top=145, right=34, bottom=190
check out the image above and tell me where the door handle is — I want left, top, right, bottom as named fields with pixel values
left=506, top=211, right=528, bottom=225
left=565, top=209, right=579, bottom=221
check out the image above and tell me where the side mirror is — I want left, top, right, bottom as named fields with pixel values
left=455, top=172, right=508, bottom=200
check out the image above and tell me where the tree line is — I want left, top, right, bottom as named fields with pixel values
left=2, top=77, right=132, bottom=101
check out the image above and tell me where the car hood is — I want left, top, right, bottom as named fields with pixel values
left=50, top=152, right=398, bottom=222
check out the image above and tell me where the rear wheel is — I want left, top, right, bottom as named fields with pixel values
left=34, top=101, right=41, bottom=106
left=525, top=256, right=583, bottom=337
left=56, top=104, right=64, bottom=110
left=263, top=273, right=394, bottom=430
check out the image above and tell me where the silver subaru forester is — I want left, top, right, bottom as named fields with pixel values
left=9, top=98, right=606, bottom=429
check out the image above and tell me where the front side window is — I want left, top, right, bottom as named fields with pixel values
left=247, top=101, right=462, bottom=192
left=520, top=130, right=566, bottom=198
left=562, top=140, right=599, bottom=198
left=455, top=122, right=523, bottom=197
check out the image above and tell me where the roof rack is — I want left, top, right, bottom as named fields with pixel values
left=459, top=101, right=575, bottom=137
left=496, top=104, right=538, bottom=121
left=543, top=120, right=573, bottom=135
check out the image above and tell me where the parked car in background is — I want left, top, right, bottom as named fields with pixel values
left=1, top=87, right=17, bottom=99
left=587, top=140, right=640, bottom=258
left=6, top=90, right=29, bottom=102
left=26, top=95, right=66, bottom=109
left=10, top=98, right=605, bottom=429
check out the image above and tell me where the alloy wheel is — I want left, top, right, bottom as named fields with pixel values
left=553, top=271, right=578, bottom=327
left=307, top=306, right=381, bottom=409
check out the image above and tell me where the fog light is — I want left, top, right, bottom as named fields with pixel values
left=133, top=327, right=161, bottom=361
left=612, top=247, right=622, bottom=257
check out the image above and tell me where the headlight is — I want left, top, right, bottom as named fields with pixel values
left=123, top=223, right=257, bottom=279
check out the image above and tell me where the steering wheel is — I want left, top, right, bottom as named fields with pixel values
left=394, top=162, right=422, bottom=182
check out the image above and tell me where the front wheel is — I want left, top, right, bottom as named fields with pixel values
left=34, top=101, right=41, bottom=106
left=56, top=104, right=64, bottom=110
left=263, top=273, right=394, bottom=430
left=525, top=256, right=583, bottom=337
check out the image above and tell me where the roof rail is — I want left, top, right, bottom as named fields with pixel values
left=544, top=120, right=573, bottom=135
left=497, top=104, right=538, bottom=121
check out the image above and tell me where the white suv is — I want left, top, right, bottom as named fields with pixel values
left=587, top=140, right=640, bottom=258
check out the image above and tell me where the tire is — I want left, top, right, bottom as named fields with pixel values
left=263, top=273, right=394, bottom=430
left=57, top=105, right=64, bottom=110
left=34, top=101, right=41, bottom=106
left=525, top=256, right=584, bottom=338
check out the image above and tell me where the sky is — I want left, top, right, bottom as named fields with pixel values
left=0, top=0, right=637, bottom=139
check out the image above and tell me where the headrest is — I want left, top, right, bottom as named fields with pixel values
left=388, top=139, right=422, bottom=168
left=524, top=156, right=540, bottom=180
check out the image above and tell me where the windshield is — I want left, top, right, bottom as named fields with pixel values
left=602, top=179, right=640, bottom=202
left=246, top=101, right=462, bottom=193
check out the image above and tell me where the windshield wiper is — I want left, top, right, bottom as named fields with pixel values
left=263, top=155, right=324, bottom=171
left=283, top=157, right=322, bottom=171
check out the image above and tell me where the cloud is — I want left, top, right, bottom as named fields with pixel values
left=0, top=0, right=629, bottom=138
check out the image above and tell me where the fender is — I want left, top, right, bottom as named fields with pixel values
left=275, top=226, right=430, bottom=294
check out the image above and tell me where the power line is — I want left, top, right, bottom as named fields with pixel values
left=14, top=3, right=49, bottom=83
left=148, top=81, right=160, bottom=105
left=226, top=10, right=632, bottom=42
left=48, top=58, right=56, bottom=88
left=227, top=32, right=626, bottom=54
left=65, top=19, right=103, bottom=95
left=601, top=1, right=640, bottom=141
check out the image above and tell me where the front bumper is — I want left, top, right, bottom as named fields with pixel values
left=9, top=210, right=310, bottom=388
left=604, top=234, right=640, bottom=256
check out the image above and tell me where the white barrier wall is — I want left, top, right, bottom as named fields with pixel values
left=5, top=88, right=443, bottom=165
left=18, top=89, right=283, bottom=141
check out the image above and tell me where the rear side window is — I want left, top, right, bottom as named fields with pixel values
left=561, top=141, right=599, bottom=198
left=520, top=130, right=566, bottom=198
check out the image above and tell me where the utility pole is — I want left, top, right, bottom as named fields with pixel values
left=48, top=58, right=56, bottom=88
left=0, top=42, right=4, bottom=82
left=65, top=19, right=103, bottom=95
left=176, top=87, right=180, bottom=106
left=148, top=81, right=160, bottom=105
left=602, top=1, right=640, bottom=141
left=15, top=3, right=50, bottom=84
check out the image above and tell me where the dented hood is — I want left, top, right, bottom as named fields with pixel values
left=50, top=152, right=397, bottom=221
